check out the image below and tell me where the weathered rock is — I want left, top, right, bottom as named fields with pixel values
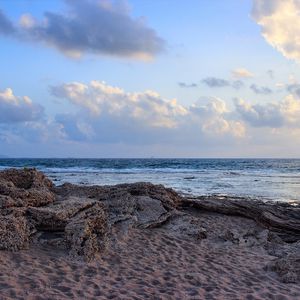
left=0, top=168, right=53, bottom=190
left=267, top=251, right=300, bottom=283
left=182, top=196, right=300, bottom=242
left=0, top=216, right=30, bottom=250
left=55, top=181, right=183, bottom=210
left=27, top=197, right=97, bottom=231
left=163, top=214, right=208, bottom=239
left=65, top=203, right=109, bottom=261
left=124, top=182, right=183, bottom=209
left=0, top=168, right=55, bottom=208
left=220, top=228, right=272, bottom=247
left=135, top=196, right=167, bottom=225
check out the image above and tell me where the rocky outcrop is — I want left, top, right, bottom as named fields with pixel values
left=0, top=168, right=299, bottom=282
left=0, top=168, right=55, bottom=208
left=181, top=196, right=300, bottom=242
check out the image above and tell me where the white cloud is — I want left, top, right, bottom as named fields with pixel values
left=0, top=88, right=43, bottom=123
left=19, top=14, right=35, bottom=29
left=252, top=0, right=300, bottom=63
left=232, top=68, right=254, bottom=79
left=51, top=81, right=245, bottom=143
left=51, top=81, right=188, bottom=129
left=190, top=98, right=245, bottom=138
left=235, top=94, right=300, bottom=127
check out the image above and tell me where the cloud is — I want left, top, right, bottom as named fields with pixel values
left=287, top=83, right=300, bottom=98
left=232, top=68, right=254, bottom=79
left=0, top=0, right=165, bottom=59
left=231, top=80, right=244, bottom=89
left=267, top=70, right=274, bottom=79
left=201, top=77, right=244, bottom=89
left=51, top=80, right=188, bottom=129
left=252, top=0, right=300, bottom=63
left=235, top=94, right=300, bottom=127
left=190, top=98, right=246, bottom=138
left=51, top=80, right=245, bottom=143
left=250, top=84, right=273, bottom=95
left=4, top=83, right=300, bottom=157
left=178, top=82, right=198, bottom=88
left=0, top=10, right=15, bottom=35
left=0, top=88, right=43, bottom=123
left=202, top=77, right=230, bottom=88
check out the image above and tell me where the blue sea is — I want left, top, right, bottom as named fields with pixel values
left=0, top=158, right=300, bottom=203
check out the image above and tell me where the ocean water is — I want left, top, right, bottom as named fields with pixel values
left=0, top=158, right=300, bottom=203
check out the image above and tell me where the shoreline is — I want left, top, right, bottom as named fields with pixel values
left=2, top=158, right=300, bottom=203
left=0, top=168, right=299, bottom=299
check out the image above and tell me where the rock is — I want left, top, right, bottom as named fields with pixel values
left=27, top=197, right=97, bottom=231
left=55, top=181, right=183, bottom=211
left=0, top=216, right=30, bottom=251
left=267, top=253, right=300, bottom=283
left=220, top=228, right=272, bottom=247
left=65, top=203, right=109, bottom=261
left=197, top=227, right=208, bottom=239
left=162, top=214, right=207, bottom=239
left=0, top=168, right=53, bottom=190
left=0, top=195, right=15, bottom=209
left=0, top=168, right=55, bottom=208
left=124, top=182, right=183, bottom=209
left=182, top=196, right=300, bottom=242
left=135, top=196, right=168, bottom=226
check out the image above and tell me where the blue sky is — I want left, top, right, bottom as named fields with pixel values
left=1, top=0, right=300, bottom=157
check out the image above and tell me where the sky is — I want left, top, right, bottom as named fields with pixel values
left=1, top=0, right=300, bottom=158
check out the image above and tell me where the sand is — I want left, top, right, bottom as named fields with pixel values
left=1, top=212, right=299, bottom=299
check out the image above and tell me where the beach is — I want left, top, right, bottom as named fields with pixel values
left=2, top=0, right=300, bottom=298
left=0, top=168, right=299, bottom=299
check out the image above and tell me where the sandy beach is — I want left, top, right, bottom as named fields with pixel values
left=0, top=169, right=299, bottom=299
left=2, top=0, right=300, bottom=298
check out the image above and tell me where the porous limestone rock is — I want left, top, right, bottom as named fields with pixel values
left=0, top=168, right=55, bottom=208
left=27, top=197, right=98, bottom=231
left=0, top=216, right=30, bottom=250
left=65, top=203, right=109, bottom=261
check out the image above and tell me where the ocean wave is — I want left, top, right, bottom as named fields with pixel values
left=42, top=167, right=209, bottom=174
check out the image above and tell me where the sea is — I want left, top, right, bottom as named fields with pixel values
left=0, top=158, right=300, bottom=203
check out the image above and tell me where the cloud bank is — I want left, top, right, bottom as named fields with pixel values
left=51, top=80, right=245, bottom=143
left=2, top=82, right=300, bottom=157
left=252, top=0, right=300, bottom=63
left=0, top=0, right=165, bottom=59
